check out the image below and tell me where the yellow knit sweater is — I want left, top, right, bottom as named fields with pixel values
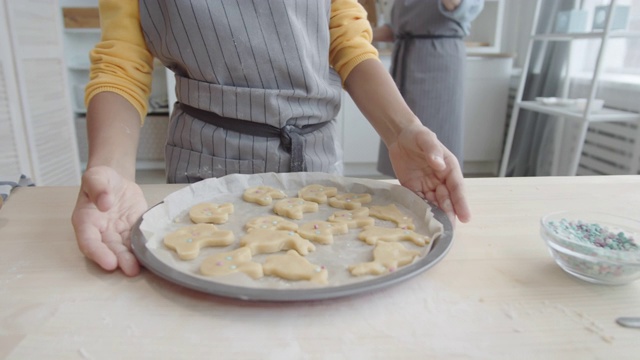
left=85, top=0, right=379, bottom=121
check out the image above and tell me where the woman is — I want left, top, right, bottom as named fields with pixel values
left=375, top=0, right=484, bottom=176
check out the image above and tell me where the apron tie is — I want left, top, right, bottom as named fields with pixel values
left=179, top=103, right=328, bottom=172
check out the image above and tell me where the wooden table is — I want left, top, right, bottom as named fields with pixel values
left=1, top=176, right=639, bottom=359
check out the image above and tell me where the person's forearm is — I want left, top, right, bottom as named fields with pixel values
left=343, top=58, right=422, bottom=147
left=372, top=24, right=394, bottom=42
left=85, top=92, right=141, bottom=181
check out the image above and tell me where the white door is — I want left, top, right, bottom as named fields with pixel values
left=2, top=0, right=81, bottom=185
left=0, top=1, right=32, bottom=181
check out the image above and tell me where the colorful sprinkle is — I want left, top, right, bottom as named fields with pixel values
left=548, top=219, right=638, bottom=251
left=546, top=218, right=640, bottom=282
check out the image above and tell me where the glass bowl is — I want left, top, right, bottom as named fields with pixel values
left=540, top=211, right=640, bottom=285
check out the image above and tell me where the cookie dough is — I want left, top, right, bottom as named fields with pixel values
left=327, top=207, right=375, bottom=229
left=273, top=198, right=319, bottom=220
left=243, top=186, right=287, bottom=206
left=349, top=242, right=421, bottom=276
left=296, top=221, right=349, bottom=245
left=245, top=215, right=299, bottom=232
left=239, top=229, right=316, bottom=256
left=263, top=250, right=328, bottom=284
left=298, top=184, right=338, bottom=204
left=369, top=204, right=415, bottom=230
left=328, top=193, right=372, bottom=210
left=200, top=247, right=264, bottom=279
left=189, top=202, right=234, bottom=224
left=358, top=226, right=430, bottom=247
left=164, top=223, right=235, bottom=260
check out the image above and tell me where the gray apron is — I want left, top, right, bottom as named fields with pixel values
left=139, top=0, right=344, bottom=183
left=377, top=0, right=467, bottom=176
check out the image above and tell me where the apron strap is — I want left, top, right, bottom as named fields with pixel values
left=179, top=103, right=329, bottom=172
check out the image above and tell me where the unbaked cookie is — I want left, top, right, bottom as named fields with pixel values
left=349, top=242, right=421, bottom=276
left=328, top=193, right=372, bottom=210
left=239, top=229, right=316, bottom=255
left=242, top=186, right=287, bottom=206
left=327, top=207, right=375, bottom=229
left=369, top=204, right=415, bottom=230
left=263, top=249, right=328, bottom=284
left=200, top=247, right=263, bottom=279
left=358, top=225, right=430, bottom=247
left=298, top=184, right=338, bottom=204
left=273, top=198, right=319, bottom=220
left=245, top=215, right=299, bottom=232
left=164, top=223, right=235, bottom=260
left=296, top=221, right=349, bottom=245
left=189, top=202, right=234, bottom=224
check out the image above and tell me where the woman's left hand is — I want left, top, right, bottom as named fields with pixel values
left=387, top=123, right=471, bottom=225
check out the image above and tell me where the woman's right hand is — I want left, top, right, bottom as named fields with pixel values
left=71, top=166, right=148, bottom=276
left=442, top=0, right=462, bottom=11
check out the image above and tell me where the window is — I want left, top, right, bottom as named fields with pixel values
left=577, top=0, right=640, bottom=80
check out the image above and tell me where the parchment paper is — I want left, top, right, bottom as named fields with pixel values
left=139, top=172, right=443, bottom=290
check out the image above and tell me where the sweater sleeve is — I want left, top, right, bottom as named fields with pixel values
left=84, top=0, right=154, bottom=123
left=329, top=0, right=380, bottom=83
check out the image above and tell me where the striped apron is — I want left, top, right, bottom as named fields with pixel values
left=139, top=0, right=344, bottom=183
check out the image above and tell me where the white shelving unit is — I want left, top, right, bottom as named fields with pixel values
left=499, top=0, right=640, bottom=176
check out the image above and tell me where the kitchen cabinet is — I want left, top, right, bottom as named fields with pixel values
left=462, top=54, right=513, bottom=175
left=0, top=0, right=81, bottom=186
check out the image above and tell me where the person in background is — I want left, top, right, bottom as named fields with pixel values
left=71, top=0, right=471, bottom=277
left=374, top=0, right=484, bottom=177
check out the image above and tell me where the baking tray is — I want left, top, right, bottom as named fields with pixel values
left=131, top=174, right=454, bottom=302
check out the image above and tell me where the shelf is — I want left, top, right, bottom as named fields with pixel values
left=532, top=31, right=640, bottom=41
left=518, top=101, right=640, bottom=122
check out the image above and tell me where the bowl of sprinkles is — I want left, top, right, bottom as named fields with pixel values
left=540, top=211, right=640, bottom=285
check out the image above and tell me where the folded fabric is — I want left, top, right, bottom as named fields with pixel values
left=0, top=174, right=35, bottom=203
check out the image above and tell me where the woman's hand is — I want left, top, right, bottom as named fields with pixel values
left=387, top=123, right=471, bottom=225
left=71, top=166, right=148, bottom=276
left=442, top=0, right=462, bottom=11
left=372, top=24, right=394, bottom=42
left=342, top=59, right=471, bottom=224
